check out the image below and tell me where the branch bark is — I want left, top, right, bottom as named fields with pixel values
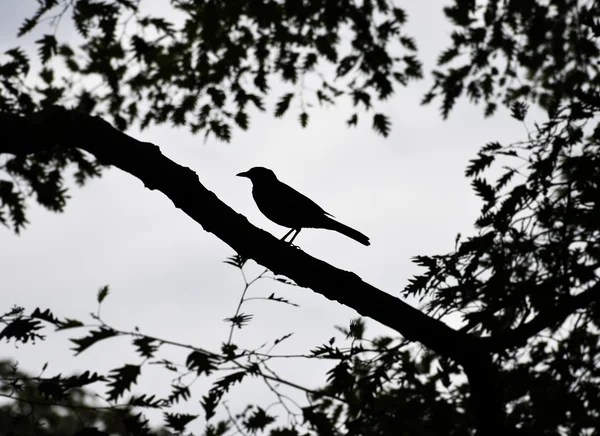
left=0, top=106, right=504, bottom=434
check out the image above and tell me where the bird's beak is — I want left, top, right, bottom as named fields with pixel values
left=236, top=171, right=249, bottom=178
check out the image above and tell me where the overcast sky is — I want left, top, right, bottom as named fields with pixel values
left=1, top=1, right=533, bottom=432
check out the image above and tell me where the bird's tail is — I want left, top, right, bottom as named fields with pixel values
left=324, top=217, right=370, bottom=246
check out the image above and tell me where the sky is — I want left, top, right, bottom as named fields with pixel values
left=0, top=0, right=533, bottom=432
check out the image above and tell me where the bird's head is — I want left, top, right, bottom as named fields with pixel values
left=236, top=167, right=277, bottom=183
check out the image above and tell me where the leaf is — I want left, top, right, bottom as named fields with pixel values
left=39, top=67, right=54, bottom=84
left=399, top=35, right=417, bottom=51
left=273, top=276, right=296, bottom=286
left=18, top=17, right=39, bottom=37
left=316, top=89, right=334, bottom=105
left=410, top=256, right=433, bottom=271
left=348, top=318, right=366, bottom=339
left=36, top=34, right=58, bottom=63
left=326, top=361, right=353, bottom=391
left=138, top=17, right=174, bottom=34
left=57, top=318, right=84, bottom=330
left=207, top=87, right=226, bottom=108
left=352, top=90, right=371, bottom=109
left=151, top=358, right=178, bottom=372
left=71, top=327, right=118, bottom=354
left=58, top=44, right=74, bottom=57
left=221, top=343, right=238, bottom=360
left=393, top=7, right=407, bottom=23
left=495, top=168, right=516, bottom=191
left=122, top=412, right=151, bottom=435
left=303, top=52, right=318, bottom=71
left=106, top=364, right=141, bottom=402
left=214, top=371, right=246, bottom=391
left=186, top=350, right=219, bottom=376
left=267, top=293, right=299, bottom=307
left=207, top=120, right=232, bottom=142
left=181, top=94, right=197, bottom=112
left=510, top=101, right=529, bottom=121
left=235, top=111, right=249, bottom=130
left=254, top=70, right=268, bottom=92
left=38, top=378, right=65, bottom=400
left=402, top=273, right=431, bottom=297
left=465, top=153, right=495, bottom=177
left=0, top=318, right=43, bottom=343
left=372, top=113, right=391, bottom=137
left=347, top=113, right=358, bottom=127
left=273, top=333, right=293, bottom=345
left=481, top=141, right=502, bottom=152
left=31, top=308, right=60, bottom=325
left=201, top=369, right=246, bottom=420
left=64, top=371, right=107, bottom=389
left=310, top=343, right=343, bottom=359
left=224, top=254, right=246, bottom=268
left=164, top=412, right=198, bottom=432
left=484, top=102, right=497, bottom=117
left=201, top=390, right=221, bottom=421
left=129, top=394, right=165, bottom=408
left=133, top=336, right=159, bottom=358
left=243, top=407, right=276, bottom=433
left=438, top=47, right=459, bottom=65
left=302, top=406, right=336, bottom=434
left=471, top=178, right=496, bottom=204
left=315, top=35, right=338, bottom=62
left=275, top=93, right=294, bottom=117
left=167, top=384, right=191, bottom=405
left=299, top=112, right=308, bottom=128
left=225, top=313, right=253, bottom=329
left=97, top=285, right=109, bottom=303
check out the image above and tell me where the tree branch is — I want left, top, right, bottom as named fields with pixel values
left=0, top=106, right=503, bottom=434
left=0, top=106, right=477, bottom=360
left=486, top=281, right=600, bottom=351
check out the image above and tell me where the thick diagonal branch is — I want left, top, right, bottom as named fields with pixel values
left=1, top=107, right=474, bottom=358
left=0, top=107, right=503, bottom=434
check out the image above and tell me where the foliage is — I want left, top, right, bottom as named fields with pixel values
left=403, top=101, right=600, bottom=434
left=0, top=0, right=421, bottom=231
left=0, top=268, right=323, bottom=435
left=2, top=0, right=600, bottom=435
left=0, top=277, right=472, bottom=435
left=0, top=358, right=171, bottom=435
left=425, top=0, right=600, bottom=118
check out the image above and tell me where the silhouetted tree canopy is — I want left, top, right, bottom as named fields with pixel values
left=1, top=0, right=421, bottom=232
left=1, top=1, right=600, bottom=435
left=427, top=0, right=600, bottom=118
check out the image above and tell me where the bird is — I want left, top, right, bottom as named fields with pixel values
left=237, top=167, right=370, bottom=246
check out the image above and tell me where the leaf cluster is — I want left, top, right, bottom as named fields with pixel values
left=425, top=0, right=600, bottom=119
left=7, top=0, right=421, bottom=138
left=403, top=100, right=600, bottom=433
left=0, top=0, right=423, bottom=232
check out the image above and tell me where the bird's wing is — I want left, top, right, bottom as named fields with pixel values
left=274, top=181, right=329, bottom=216
left=253, top=180, right=333, bottom=227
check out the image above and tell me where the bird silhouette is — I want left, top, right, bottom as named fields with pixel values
left=237, top=167, right=370, bottom=246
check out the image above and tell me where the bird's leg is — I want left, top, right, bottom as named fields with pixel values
left=280, top=228, right=301, bottom=245
left=288, top=229, right=301, bottom=244
left=281, top=229, right=295, bottom=242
